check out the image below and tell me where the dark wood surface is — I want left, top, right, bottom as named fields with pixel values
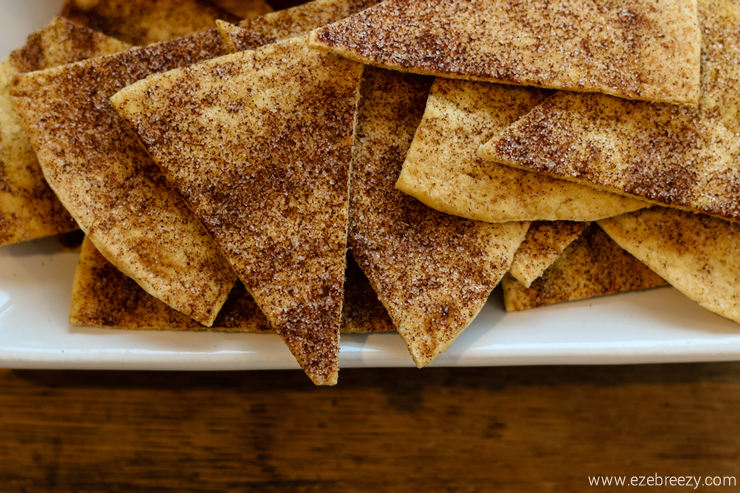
left=1, top=364, right=739, bottom=492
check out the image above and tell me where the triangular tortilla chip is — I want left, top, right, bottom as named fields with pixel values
left=349, top=66, right=528, bottom=367
left=599, top=208, right=740, bottom=324
left=396, top=79, right=647, bottom=222
left=111, top=36, right=364, bottom=385
left=207, top=0, right=273, bottom=19
left=10, top=31, right=237, bottom=327
left=61, top=0, right=239, bottom=45
left=509, top=221, right=589, bottom=288
left=310, top=0, right=701, bottom=104
left=71, top=237, right=394, bottom=333
left=481, top=0, right=740, bottom=223
left=0, top=17, right=129, bottom=247
left=503, top=224, right=667, bottom=311
left=217, top=0, right=381, bottom=53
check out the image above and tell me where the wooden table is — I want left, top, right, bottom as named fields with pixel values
left=1, top=364, right=738, bottom=492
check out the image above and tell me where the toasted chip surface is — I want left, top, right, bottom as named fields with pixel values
left=112, top=36, right=363, bottom=385
left=509, top=221, right=589, bottom=288
left=207, top=0, right=273, bottom=18
left=349, top=67, right=528, bottom=367
left=11, top=31, right=237, bottom=327
left=599, top=208, right=740, bottom=324
left=482, top=0, right=740, bottom=222
left=0, top=18, right=129, bottom=247
left=72, top=237, right=394, bottom=333
left=311, top=0, right=701, bottom=104
left=503, top=224, right=667, bottom=311
left=396, top=79, right=647, bottom=223
left=62, top=0, right=239, bottom=45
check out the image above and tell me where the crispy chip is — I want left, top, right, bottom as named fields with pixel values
left=349, top=67, right=528, bottom=367
left=61, top=0, right=239, bottom=45
left=503, top=224, right=667, bottom=311
left=112, top=36, right=363, bottom=386
left=0, top=17, right=129, bottom=247
left=481, top=0, right=740, bottom=222
left=599, top=208, right=740, bottom=324
left=11, top=31, right=237, bottom=327
left=207, top=0, right=272, bottom=19
left=310, top=0, right=701, bottom=104
left=396, top=79, right=647, bottom=222
left=509, top=221, right=589, bottom=288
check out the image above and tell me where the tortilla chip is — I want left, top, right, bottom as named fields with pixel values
left=503, top=224, right=667, bottom=311
left=111, top=36, right=363, bottom=386
left=310, top=0, right=701, bottom=104
left=61, top=0, right=239, bottom=45
left=509, top=221, right=589, bottom=288
left=0, top=18, right=129, bottom=247
left=396, top=79, right=647, bottom=223
left=349, top=67, right=528, bottom=367
left=10, top=31, right=237, bottom=327
left=71, top=237, right=395, bottom=333
left=481, top=0, right=740, bottom=223
left=599, top=208, right=740, bottom=324
left=217, top=0, right=381, bottom=52
left=207, top=0, right=273, bottom=19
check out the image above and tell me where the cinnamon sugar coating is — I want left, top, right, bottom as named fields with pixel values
left=509, top=221, right=589, bottom=288
left=349, top=67, right=528, bottom=367
left=311, top=0, right=701, bottom=104
left=0, top=18, right=129, bottom=247
left=503, top=224, right=667, bottom=311
left=482, top=0, right=740, bottom=222
left=112, top=36, right=363, bottom=385
left=10, top=31, right=237, bottom=327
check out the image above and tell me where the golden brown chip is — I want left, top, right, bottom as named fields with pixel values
left=502, top=225, right=667, bottom=311
left=349, top=67, right=528, bottom=367
left=0, top=17, right=129, bottom=247
left=599, top=208, right=740, bottom=324
left=111, top=36, right=363, bottom=386
left=10, top=31, right=237, bottom=327
left=481, top=0, right=740, bottom=223
left=207, top=0, right=273, bottom=19
left=509, top=221, right=589, bottom=288
left=310, top=0, right=701, bottom=104
left=61, top=0, right=239, bottom=45
left=396, top=79, right=647, bottom=223
left=71, top=237, right=394, bottom=333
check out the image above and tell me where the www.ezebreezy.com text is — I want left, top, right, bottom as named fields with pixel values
left=588, top=475, right=736, bottom=488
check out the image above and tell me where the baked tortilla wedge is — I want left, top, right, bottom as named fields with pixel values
left=509, top=221, right=589, bottom=288
left=396, top=79, right=647, bottom=223
left=349, top=67, right=528, bottom=367
left=503, top=224, right=667, bottom=311
left=207, top=0, right=273, bottom=19
left=599, top=208, right=740, bottom=325
left=310, top=0, right=701, bottom=104
left=0, top=17, right=129, bottom=247
left=61, top=0, right=239, bottom=45
left=112, top=36, right=363, bottom=385
left=10, top=31, right=237, bottom=327
left=481, top=0, right=740, bottom=223
left=72, top=237, right=395, bottom=333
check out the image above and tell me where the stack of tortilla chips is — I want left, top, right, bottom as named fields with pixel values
left=4, top=0, right=738, bottom=384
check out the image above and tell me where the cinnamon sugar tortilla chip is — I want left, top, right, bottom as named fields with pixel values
left=72, top=237, right=395, bottom=333
left=310, top=0, right=701, bottom=104
left=396, top=79, right=647, bottom=223
left=111, top=36, right=363, bottom=385
left=502, top=224, right=667, bottom=311
left=509, top=221, right=589, bottom=288
left=61, top=0, right=239, bottom=45
left=599, top=208, right=740, bottom=324
left=0, top=17, right=129, bottom=247
left=481, top=0, right=740, bottom=223
left=349, top=67, right=528, bottom=367
left=10, top=31, right=237, bottom=327
left=207, top=0, right=273, bottom=19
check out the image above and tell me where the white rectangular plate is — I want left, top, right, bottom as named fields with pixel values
left=3, top=0, right=740, bottom=372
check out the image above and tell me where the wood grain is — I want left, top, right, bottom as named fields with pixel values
left=1, top=365, right=739, bottom=492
